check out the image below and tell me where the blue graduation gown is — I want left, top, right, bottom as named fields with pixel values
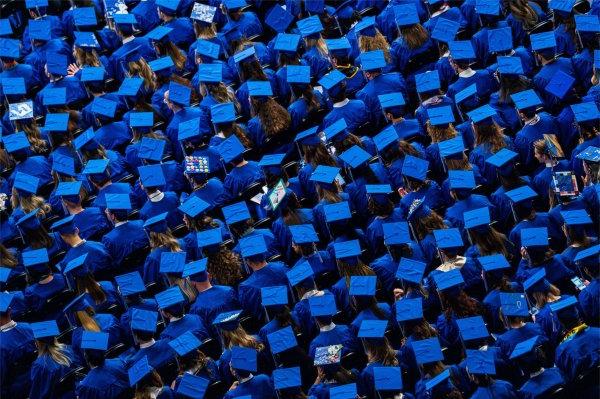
left=29, top=347, right=78, bottom=399
left=24, top=39, right=72, bottom=86
left=93, top=182, right=146, bottom=210
left=579, top=279, right=600, bottom=326
left=505, top=1, right=547, bottom=46
left=312, top=193, right=351, bottom=242
left=59, top=240, right=113, bottom=277
left=535, top=299, right=569, bottom=347
left=515, top=258, right=574, bottom=290
left=514, top=113, right=560, bottom=173
left=222, top=11, right=263, bottom=39
left=159, top=314, right=210, bottom=342
left=223, top=374, right=275, bottom=399
left=163, top=17, right=196, bottom=49
left=444, top=194, right=494, bottom=231
left=470, top=380, right=518, bottom=399
left=222, top=161, right=264, bottom=203
left=358, top=352, right=402, bottom=398
left=24, top=274, right=68, bottom=317
left=350, top=303, right=392, bottom=336
left=301, top=47, right=332, bottom=81
left=534, top=57, right=578, bottom=110
left=555, top=326, right=600, bottom=382
left=356, top=73, right=407, bottom=127
left=495, top=322, right=547, bottom=360
left=446, top=69, right=498, bottom=106
left=0, top=322, right=36, bottom=398
left=509, top=212, right=564, bottom=251
left=184, top=178, right=227, bottom=210
left=22, top=15, right=65, bottom=54
left=72, top=207, right=112, bottom=241
left=308, top=323, right=361, bottom=359
left=131, top=0, right=161, bottom=34
left=518, top=367, right=565, bottom=399
left=322, top=99, right=369, bottom=133
left=366, top=207, right=404, bottom=256
left=238, top=263, right=289, bottom=321
left=165, top=107, right=207, bottom=161
left=72, top=314, right=123, bottom=361
left=76, top=358, right=130, bottom=399
left=126, top=339, right=176, bottom=372
left=271, top=209, right=314, bottom=261
left=189, top=285, right=240, bottom=337
left=101, top=220, right=150, bottom=267
left=399, top=180, right=446, bottom=219
left=0, top=63, right=41, bottom=94
left=139, top=191, right=183, bottom=230
left=35, top=77, right=89, bottom=110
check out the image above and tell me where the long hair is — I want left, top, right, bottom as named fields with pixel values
left=74, top=47, right=102, bottom=67
left=76, top=273, right=107, bottom=305
left=208, top=83, right=239, bottom=110
left=400, top=24, right=430, bottom=50
left=470, top=227, right=511, bottom=258
left=129, top=59, right=157, bottom=91
left=207, top=248, right=243, bottom=286
left=23, top=225, right=55, bottom=249
left=427, top=122, right=458, bottom=143
left=149, top=231, right=181, bottom=252
left=194, top=22, right=217, bottom=39
left=363, top=338, right=398, bottom=366
left=317, top=184, right=342, bottom=203
left=302, top=144, right=336, bottom=167
left=15, top=120, right=47, bottom=153
left=239, top=60, right=267, bottom=82
left=36, top=338, right=72, bottom=367
left=11, top=190, right=52, bottom=216
left=217, top=122, right=252, bottom=148
left=506, top=0, right=538, bottom=29
left=413, top=211, right=446, bottom=241
left=177, top=349, right=212, bottom=376
left=222, top=326, right=265, bottom=350
left=337, top=259, right=375, bottom=287
left=252, top=98, right=291, bottom=138
left=442, top=290, right=483, bottom=320
left=304, top=37, right=328, bottom=57
left=281, top=193, right=308, bottom=226
left=0, top=245, right=17, bottom=268
left=358, top=31, right=391, bottom=63
left=134, top=370, right=164, bottom=399
left=474, top=123, right=506, bottom=153
left=75, top=308, right=101, bottom=331
left=155, top=41, right=186, bottom=71
left=446, top=154, right=473, bottom=171
left=499, top=75, right=531, bottom=103
left=531, top=284, right=561, bottom=308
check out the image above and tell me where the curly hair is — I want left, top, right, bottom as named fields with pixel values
left=252, top=98, right=291, bottom=138
left=426, top=122, right=458, bottom=143
left=15, top=120, right=48, bottom=154
left=207, top=248, right=243, bottom=286
left=222, top=326, right=265, bottom=351
left=474, top=123, right=506, bottom=153
left=358, top=31, right=392, bottom=63
left=11, top=191, right=52, bottom=216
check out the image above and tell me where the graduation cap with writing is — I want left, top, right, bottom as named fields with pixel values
left=29, top=19, right=51, bottom=41
left=155, top=286, right=185, bottom=312
left=318, top=68, right=346, bottom=93
left=448, top=40, right=475, bottom=62
left=427, top=105, right=454, bottom=126
left=465, top=349, right=496, bottom=375
left=438, top=136, right=465, bottom=159
left=448, top=170, right=475, bottom=190
left=288, top=224, right=319, bottom=245
left=382, top=221, right=411, bottom=246
left=168, top=330, right=202, bottom=357
left=233, top=46, right=256, bottom=65
left=511, top=89, right=542, bottom=112
left=267, top=325, right=297, bottom=354
left=571, top=102, right=600, bottom=124
left=457, top=316, right=488, bottom=343
left=195, top=39, right=220, bottom=60
left=297, top=15, right=323, bottom=38
left=485, top=148, right=518, bottom=177
left=433, top=228, right=463, bottom=250
left=46, top=54, right=68, bottom=76
left=191, top=2, right=217, bottom=24
left=521, top=227, right=548, bottom=248
left=0, top=19, right=12, bottom=36
left=196, top=228, right=223, bottom=250
left=176, top=373, right=209, bottom=398
left=373, top=125, right=399, bottom=152
left=115, top=271, right=146, bottom=297
left=399, top=155, right=428, bottom=182
left=286, top=65, right=311, bottom=84
left=211, top=102, right=236, bottom=125
left=333, top=239, right=362, bottom=264
left=159, top=251, right=186, bottom=275
left=56, top=181, right=82, bottom=204
left=131, top=308, right=159, bottom=332
left=468, top=104, right=497, bottom=126
left=530, top=31, right=556, bottom=57
left=433, top=268, right=465, bottom=294
left=138, top=164, right=166, bottom=189
left=213, top=309, right=243, bottom=331
left=143, top=211, right=169, bottom=234
left=44, top=113, right=69, bottom=134
left=3, top=132, right=30, bottom=154
left=273, top=366, right=302, bottom=390
left=274, top=33, right=301, bottom=54
left=221, top=201, right=250, bottom=225
left=265, top=4, right=294, bottom=33
left=395, top=297, right=423, bottom=323
left=217, top=134, right=245, bottom=163
left=2, top=77, right=25, bottom=96
left=52, top=154, right=76, bottom=176
left=357, top=319, right=387, bottom=340
left=168, top=81, right=191, bottom=107
left=374, top=366, right=403, bottom=392
left=314, top=344, right=343, bottom=366
left=22, top=248, right=49, bottom=271
left=42, top=87, right=66, bottom=107
left=396, top=257, right=426, bottom=285
left=349, top=275, right=377, bottom=297
left=239, top=234, right=268, bottom=260
left=91, top=97, right=117, bottom=119
left=360, top=50, right=386, bottom=71
left=148, top=56, right=175, bottom=78
left=128, top=356, right=153, bottom=387
left=413, top=337, right=443, bottom=365
left=310, top=165, right=341, bottom=189
left=31, top=320, right=59, bottom=341
left=575, top=14, right=600, bottom=33
left=14, top=172, right=39, bottom=195
left=197, top=63, right=222, bottom=84
left=545, top=70, right=575, bottom=100
left=73, top=6, right=97, bottom=27
left=16, top=208, right=42, bottom=232
left=294, top=125, right=321, bottom=146
left=487, top=26, right=512, bottom=53
left=500, top=292, right=530, bottom=317
left=309, top=292, right=337, bottom=317
left=182, top=258, right=209, bottom=283
left=323, top=201, right=352, bottom=223
left=497, top=56, right=524, bottom=75
left=561, top=209, right=592, bottom=226
left=248, top=80, right=273, bottom=97
left=431, top=18, right=460, bottom=43
left=74, top=31, right=100, bottom=49
left=261, top=285, right=288, bottom=308
left=478, top=253, right=510, bottom=274
left=138, top=137, right=165, bottom=162
left=0, top=38, right=20, bottom=59
left=80, top=331, right=109, bottom=351
left=463, top=207, right=491, bottom=230
left=286, top=260, right=314, bottom=287
left=323, top=118, right=349, bottom=143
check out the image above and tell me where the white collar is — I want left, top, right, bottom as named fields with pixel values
left=115, top=221, right=128, bottom=227
left=459, top=69, right=476, bottom=78
left=333, top=98, right=350, bottom=108
left=149, top=191, right=165, bottom=202
left=122, top=36, right=135, bottom=44
left=320, top=322, right=336, bottom=332
left=525, top=114, right=540, bottom=126
left=0, top=320, right=17, bottom=332
left=530, top=368, right=545, bottom=378
left=301, top=289, right=321, bottom=301
left=73, top=239, right=86, bottom=248
left=169, top=316, right=182, bottom=322
left=139, top=339, right=156, bottom=349
left=239, top=374, right=254, bottom=384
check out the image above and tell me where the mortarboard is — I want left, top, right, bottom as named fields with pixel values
left=286, top=65, right=311, bottom=84
left=456, top=316, right=488, bottom=342
left=396, top=258, right=426, bottom=285
left=145, top=25, right=172, bottom=42
left=261, top=285, right=288, bottom=307
left=433, top=269, right=465, bottom=292
left=488, top=26, right=512, bottom=53
left=74, top=31, right=100, bottom=49
left=138, top=164, right=166, bottom=188
left=16, top=208, right=42, bottom=231
left=505, top=185, right=537, bottom=204
left=233, top=46, right=256, bottom=64
left=44, top=113, right=69, bottom=132
left=448, top=170, right=476, bottom=190
left=22, top=248, right=49, bottom=269
left=455, top=84, right=478, bottom=106
left=56, top=181, right=82, bottom=203
left=46, top=54, right=68, bottom=76
left=548, top=295, right=579, bottom=317
left=130, top=308, right=158, bottom=332
left=549, top=0, right=575, bottom=13
left=324, top=201, right=351, bottom=222
left=222, top=0, right=246, bottom=10
left=168, top=331, right=202, bottom=357
left=91, top=97, right=117, bottom=119
left=168, top=82, right=191, bottom=107
left=247, top=80, right=273, bottom=97
left=416, top=71, right=442, bottom=94
left=0, top=38, right=20, bottom=59
left=148, top=56, right=175, bottom=76
left=366, top=184, right=392, bottom=205
left=217, top=134, right=245, bottom=163
left=463, top=207, right=491, bottom=229
left=267, top=325, right=297, bottom=354
left=521, top=227, right=548, bottom=247
left=286, top=260, right=314, bottom=286
left=0, top=268, right=11, bottom=284
left=523, top=269, right=549, bottom=293
left=412, top=337, right=443, bottom=365
left=143, top=212, right=169, bottom=234
left=561, top=209, right=592, bottom=226
left=438, top=136, right=465, bottom=158
left=73, top=7, right=97, bottom=27
left=509, top=335, right=542, bottom=360
left=448, top=40, right=475, bottom=61
left=115, top=271, right=146, bottom=297
left=425, top=369, right=452, bottom=392
left=349, top=275, right=377, bottom=297
left=431, top=18, right=460, bottom=43
left=155, top=286, right=185, bottom=310
left=394, top=4, right=419, bottom=27
left=357, top=319, right=387, bottom=339
left=265, top=4, right=294, bottom=33
left=128, top=356, right=153, bottom=386
left=433, top=228, right=463, bottom=249
left=395, top=297, right=423, bottom=322
left=80, top=331, right=109, bottom=351
left=28, top=19, right=51, bottom=41
left=485, top=148, right=518, bottom=171
left=326, top=37, right=351, bottom=57
left=211, top=102, right=236, bottom=124
left=360, top=50, right=386, bottom=71
left=0, top=19, right=12, bottom=36
left=1, top=77, right=25, bottom=96
left=81, top=66, right=105, bottom=83
left=176, top=374, right=209, bottom=398
left=138, top=138, right=165, bottom=162
left=294, top=125, right=321, bottom=146
left=511, top=89, right=542, bottom=111
left=576, top=146, right=600, bottom=164
left=333, top=239, right=362, bottom=261
left=73, top=128, right=97, bottom=152
left=190, top=1, right=217, bottom=23
left=571, top=102, right=600, bottom=123
left=119, top=78, right=145, bottom=98
left=63, top=293, right=93, bottom=314
left=530, top=31, right=556, bottom=52
left=354, top=15, right=377, bottom=37
left=378, top=92, right=405, bottom=111
left=258, top=153, right=286, bottom=174
left=323, top=118, right=348, bottom=142
left=14, top=172, right=39, bottom=195
left=374, top=366, right=403, bottom=391
left=222, top=201, right=250, bottom=225
left=274, top=33, right=301, bottom=53
left=382, top=221, right=411, bottom=246
left=25, top=0, right=48, bottom=8
left=182, top=258, right=209, bottom=282
left=476, top=0, right=500, bottom=15
left=574, top=244, right=600, bottom=265
left=427, top=105, right=454, bottom=126
left=399, top=155, right=428, bottom=182
left=195, top=39, right=220, bottom=60
left=318, top=69, right=345, bottom=91
left=314, top=344, right=343, bottom=366
left=178, top=118, right=202, bottom=142
left=156, top=0, right=180, bottom=13
left=196, top=228, right=223, bottom=249
left=31, top=320, right=59, bottom=340
left=3, top=132, right=30, bottom=154
left=465, top=349, right=496, bottom=375
left=330, top=384, right=357, bottom=399
left=297, top=15, right=323, bottom=37
left=197, top=63, right=222, bottom=83
left=0, top=292, right=14, bottom=313
left=310, top=165, right=341, bottom=185
left=468, top=104, right=497, bottom=124
left=545, top=70, right=575, bottom=100
left=213, top=310, right=243, bottom=331
left=159, top=251, right=186, bottom=274
left=9, top=101, right=34, bottom=120
left=273, top=367, right=302, bottom=390
left=50, top=215, right=77, bottom=235
left=289, top=224, right=319, bottom=244
left=497, top=56, right=524, bottom=75
left=478, top=253, right=510, bottom=273
left=500, top=292, right=530, bottom=317
left=309, top=292, right=337, bottom=316
left=239, top=234, right=268, bottom=259
left=373, top=125, right=399, bottom=152
left=43, top=88, right=67, bottom=107
left=575, top=14, right=600, bottom=32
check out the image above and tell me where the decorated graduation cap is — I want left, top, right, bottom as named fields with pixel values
left=31, top=320, right=59, bottom=341
left=427, top=105, right=454, bottom=126
left=431, top=17, right=460, bottom=43
left=576, top=146, right=600, bottom=165
left=412, top=337, right=443, bottom=365
left=396, top=257, right=426, bottom=286
left=382, top=221, right=411, bottom=246
left=309, top=292, right=337, bottom=317
left=265, top=4, right=294, bottom=33
left=359, top=50, right=387, bottom=71
left=138, top=164, right=166, bottom=189
left=407, top=198, right=433, bottom=222
left=176, top=374, right=209, bottom=398
left=395, top=297, right=424, bottom=323
left=521, top=227, right=548, bottom=248
left=314, top=344, right=343, bottom=367
left=128, top=356, right=153, bottom=387
left=465, top=349, right=496, bottom=375
left=267, top=325, right=297, bottom=354
left=74, top=31, right=100, bottom=49
left=130, top=308, right=159, bottom=333
left=217, top=134, right=246, bottom=163
left=286, top=260, right=315, bottom=287
left=143, top=212, right=169, bottom=234
left=115, top=271, right=146, bottom=297
left=273, top=366, right=302, bottom=391
left=14, top=172, right=40, bottom=196
left=212, top=309, right=243, bottom=331
left=456, top=316, right=489, bottom=343
left=9, top=101, right=34, bottom=121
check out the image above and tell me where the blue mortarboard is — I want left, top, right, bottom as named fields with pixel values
left=438, top=136, right=465, bottom=158
left=25, top=0, right=48, bottom=8
left=395, top=297, right=423, bottom=322
left=222, top=0, right=247, bottom=10
left=46, top=54, right=68, bottom=76
left=378, top=92, right=405, bottom=112
left=231, top=346, right=258, bottom=372
left=128, top=356, right=153, bottom=386
left=286, top=260, right=314, bottom=286
left=0, top=19, right=12, bottom=36
left=178, top=118, right=201, bottom=142
left=509, top=335, right=542, bottom=360
left=549, top=0, right=575, bottom=13
left=360, top=50, right=387, bottom=71
left=74, top=31, right=100, bottom=49
left=373, top=125, right=399, bottom=152
left=349, top=275, right=377, bottom=297
left=63, top=293, right=93, bottom=314
left=523, top=269, right=548, bottom=293
left=357, top=319, right=387, bottom=339
left=576, top=14, right=600, bottom=32
left=433, top=269, right=465, bottom=292
left=455, top=84, right=478, bottom=106
left=148, top=56, right=175, bottom=76
left=0, top=38, right=20, bottom=58
left=366, top=184, right=392, bottom=202
left=138, top=138, right=165, bottom=162
left=289, top=224, right=319, bottom=244
left=168, top=331, right=202, bottom=356
left=9, top=101, right=33, bottom=121
left=394, top=4, right=419, bottom=26
left=286, top=65, right=311, bottom=84
left=274, top=33, right=301, bottom=53
left=478, top=254, right=510, bottom=273
left=425, top=369, right=452, bottom=392
left=2, top=77, right=25, bottom=95
left=29, top=19, right=51, bottom=41
left=222, top=201, right=250, bottom=225
left=505, top=185, right=537, bottom=203
left=43, top=88, right=66, bottom=106
left=56, top=181, right=82, bottom=203
left=294, top=125, right=321, bottom=146
left=143, top=212, right=169, bottom=234
left=433, top=228, right=463, bottom=249
left=73, top=7, right=97, bottom=27
left=456, top=316, right=488, bottom=342
left=239, top=234, right=268, bottom=258
left=374, top=367, right=403, bottom=391
left=138, top=164, right=166, bottom=188
left=548, top=295, right=579, bottom=316
left=267, top=326, right=297, bottom=354
left=465, top=349, right=496, bottom=375
left=0, top=268, right=10, bottom=284
left=159, top=251, right=186, bottom=274
left=258, top=153, right=286, bottom=172
left=130, top=308, right=158, bottom=332
left=324, top=201, right=351, bottom=223
left=115, top=271, right=146, bottom=296
left=463, top=207, right=491, bottom=229
left=485, top=148, right=518, bottom=170
left=382, top=222, right=411, bottom=246
left=197, top=63, right=222, bottom=83
left=16, top=208, right=41, bottom=231
left=448, top=170, right=476, bottom=190
left=145, top=26, right=173, bottom=42
left=182, top=258, right=208, bottom=282
left=248, top=80, right=273, bottom=97
left=51, top=215, right=77, bottom=235
left=318, top=69, right=345, bottom=91
left=574, top=244, right=600, bottom=265
left=81, top=331, right=109, bottom=351
left=488, top=27, right=512, bottom=52
left=326, top=37, right=351, bottom=56
left=0, top=293, right=14, bottom=313
left=310, top=165, right=341, bottom=185
left=396, top=258, right=426, bottom=284
left=155, top=286, right=185, bottom=310
left=31, top=320, right=59, bottom=340
left=91, top=97, right=117, bottom=119
left=497, top=56, right=524, bottom=75
left=297, top=15, right=323, bottom=37
left=339, top=145, right=371, bottom=169
left=273, top=367, right=302, bottom=390
left=156, top=0, right=181, bottom=13
left=333, top=239, right=362, bottom=260
left=196, top=228, right=223, bottom=249
left=176, top=374, right=209, bottom=398
left=476, top=0, right=500, bottom=15
left=217, top=134, right=245, bottom=163
left=571, top=102, right=600, bottom=123
left=233, top=46, right=256, bottom=64
left=511, top=89, right=542, bottom=111
left=521, top=227, right=548, bottom=247
left=168, top=82, right=191, bottom=107
left=211, top=103, right=236, bottom=124
left=265, top=4, right=294, bottom=33
left=545, top=70, right=575, bottom=100
left=14, top=172, right=39, bottom=195
left=449, top=40, right=475, bottom=61
left=427, top=106, right=454, bottom=126
left=323, top=118, right=348, bottom=142
left=561, top=209, right=592, bottom=226
left=80, top=66, right=105, bottom=83
left=261, top=286, right=288, bottom=307
left=117, top=78, right=144, bottom=99
left=354, top=16, right=377, bottom=37
left=530, top=31, right=556, bottom=51
left=468, top=104, right=497, bottom=124
left=195, top=39, right=220, bottom=60
left=309, top=292, right=337, bottom=316
left=22, top=248, right=49, bottom=269
left=329, top=384, right=357, bottom=399
left=431, top=18, right=460, bottom=43
left=3, top=132, right=30, bottom=154
left=44, top=113, right=69, bottom=132
left=412, top=337, right=443, bottom=364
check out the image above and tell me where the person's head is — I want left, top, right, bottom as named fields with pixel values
left=251, top=97, right=291, bottom=137
left=363, top=337, right=398, bottom=365
left=533, top=139, right=554, bottom=164
left=206, top=248, right=243, bottom=286
left=221, top=325, right=264, bottom=351
left=399, top=23, right=430, bottom=50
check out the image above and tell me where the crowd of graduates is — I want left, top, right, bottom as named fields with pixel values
left=1, top=0, right=600, bottom=397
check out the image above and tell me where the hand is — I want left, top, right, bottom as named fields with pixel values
left=393, top=288, right=404, bottom=301
left=67, top=63, right=80, bottom=76
left=228, top=381, right=239, bottom=391
left=397, top=187, right=409, bottom=198
left=520, top=246, right=528, bottom=260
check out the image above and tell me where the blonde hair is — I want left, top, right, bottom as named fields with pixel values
left=532, top=284, right=561, bottom=308
left=194, top=23, right=217, bottom=39
left=75, top=308, right=101, bottom=331
left=168, top=275, right=197, bottom=302
left=36, top=339, right=72, bottom=367
left=426, top=122, right=458, bottom=143
left=129, top=59, right=158, bottom=91
left=15, top=120, right=47, bottom=153
left=222, top=326, right=265, bottom=351
left=10, top=190, right=51, bottom=216
left=74, top=47, right=102, bottom=67
left=149, top=231, right=181, bottom=252
left=304, top=37, right=328, bottom=57
left=358, top=31, right=392, bottom=63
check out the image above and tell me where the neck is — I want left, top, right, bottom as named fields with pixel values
left=64, top=235, right=84, bottom=247
left=193, top=281, right=212, bottom=292
left=249, top=261, right=267, bottom=271
left=67, top=204, right=84, bottom=214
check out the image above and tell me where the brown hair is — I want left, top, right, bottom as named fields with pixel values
left=15, top=120, right=47, bottom=154
left=194, top=23, right=217, bottom=39
left=304, top=37, right=328, bottom=57
left=470, top=227, right=511, bottom=258
left=358, top=31, right=392, bottom=63
left=474, top=123, right=506, bottom=153
left=531, top=284, right=561, bottom=308
left=0, top=244, right=18, bottom=268
left=400, top=24, right=430, bottom=50
left=506, top=0, right=538, bottom=29
left=208, top=84, right=239, bottom=110
left=413, top=211, right=446, bottom=241
left=74, top=47, right=102, bottom=68
left=76, top=274, right=107, bottom=305
left=427, top=122, right=458, bottom=143
left=134, top=370, right=164, bottom=399
left=149, top=231, right=181, bottom=252
left=442, top=290, right=483, bottom=320
left=316, top=184, right=342, bottom=203
left=222, top=326, right=265, bottom=351
left=129, top=59, right=157, bottom=91
left=206, top=248, right=242, bottom=286
left=75, top=308, right=101, bottom=331
left=302, top=144, right=336, bottom=167
left=364, top=338, right=398, bottom=366
left=11, top=190, right=52, bottom=216
left=252, top=98, right=291, bottom=138
left=155, top=41, right=186, bottom=72
left=338, top=259, right=376, bottom=288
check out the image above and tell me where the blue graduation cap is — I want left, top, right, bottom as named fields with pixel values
left=497, top=56, right=524, bottom=75
left=448, top=40, right=475, bottom=61
left=476, top=0, right=500, bottom=15
left=485, top=148, right=518, bottom=172
left=230, top=346, right=258, bottom=372
left=373, top=125, right=399, bottom=152
left=29, top=19, right=51, bottom=41
left=44, top=113, right=69, bottom=133
left=545, top=70, right=575, bottom=100
left=433, top=269, right=465, bottom=292
left=323, top=118, right=348, bottom=142
left=530, top=31, right=556, bottom=52
left=1, top=77, right=25, bottom=96
left=80, top=331, right=109, bottom=351
left=239, top=234, right=268, bottom=259
left=197, top=63, right=222, bottom=83
left=52, top=154, right=75, bottom=177
left=217, top=134, right=245, bottom=163
left=360, top=50, right=387, bottom=71
left=159, top=251, right=186, bottom=274
left=561, top=209, right=592, bottom=226
left=324, top=201, right=351, bottom=222
left=81, top=66, right=105, bottom=83
left=233, top=46, right=256, bottom=64
left=91, top=97, right=117, bottom=119
left=288, top=224, right=319, bottom=244
left=0, top=268, right=11, bottom=284
left=575, top=14, right=600, bottom=32
left=156, top=0, right=180, bottom=13
left=222, top=0, right=247, bottom=10
left=339, top=145, right=371, bottom=169
left=382, top=221, right=411, bottom=246
left=357, top=319, right=387, bottom=339
left=549, top=0, right=575, bottom=13
left=155, top=286, right=185, bottom=310
left=465, top=349, right=496, bottom=375
left=448, top=170, right=475, bottom=190
left=73, top=7, right=97, bottom=27
left=478, top=253, right=510, bottom=273
left=222, top=201, right=250, bottom=225
left=261, top=285, right=288, bottom=307
left=51, top=215, right=77, bottom=235
left=3, top=132, right=30, bottom=154
left=168, top=331, right=202, bottom=357
left=130, top=308, right=158, bottom=332
left=456, top=316, right=488, bottom=342
left=374, top=366, right=403, bottom=392
left=176, top=374, right=209, bottom=398
left=425, top=368, right=451, bottom=393
left=248, top=80, right=273, bottom=97
left=46, top=54, right=68, bottom=76
left=43, top=87, right=67, bottom=107
left=310, top=165, right=341, bottom=185
left=521, top=227, right=548, bottom=248
left=145, top=26, right=173, bottom=42
left=195, top=39, right=220, bottom=60
left=467, top=104, right=497, bottom=124
left=286, top=65, right=311, bottom=84
left=267, top=326, right=297, bottom=354
left=25, top=0, right=48, bottom=8
left=168, top=82, right=191, bottom=107
left=56, top=181, right=82, bottom=203
left=577, top=146, right=600, bottom=164
left=427, top=105, right=454, bottom=126
left=22, top=248, right=49, bottom=269
left=509, top=335, right=542, bottom=360
left=182, top=258, right=209, bottom=283
left=14, top=172, right=39, bottom=195
left=16, top=208, right=42, bottom=232
left=114, top=271, right=146, bottom=297
left=396, top=257, right=426, bottom=285
left=438, top=136, right=464, bottom=158
left=286, top=260, right=314, bottom=286
left=394, top=4, right=419, bottom=27
left=395, top=297, right=423, bottom=322
left=294, top=125, right=321, bottom=146
left=274, top=33, right=301, bottom=53
left=333, top=239, right=362, bottom=261
left=511, top=89, right=542, bottom=111
left=571, top=102, right=600, bottom=123
left=548, top=295, right=579, bottom=319
left=354, top=15, right=377, bottom=37
left=326, top=37, right=351, bottom=57
left=118, top=78, right=144, bottom=98
left=574, top=244, right=600, bottom=265
left=309, top=292, right=337, bottom=317
left=488, top=27, right=512, bottom=53
left=258, top=153, right=286, bottom=173
left=31, top=320, right=59, bottom=340
left=0, top=19, right=12, bottom=36
left=138, top=138, right=165, bottom=162
left=273, top=367, right=302, bottom=390
left=431, top=18, right=460, bottom=43
left=523, top=269, right=549, bottom=293
left=330, top=384, right=357, bottom=399
left=0, top=38, right=20, bottom=59
left=463, top=207, right=491, bottom=229
left=297, top=15, right=323, bottom=37
left=500, top=292, right=529, bottom=317
left=412, top=337, right=443, bottom=365
left=349, top=275, right=377, bottom=297
left=433, top=228, right=463, bottom=249
left=265, top=4, right=294, bottom=33
left=211, top=102, right=236, bottom=124
left=0, top=293, right=14, bottom=313
left=74, top=31, right=100, bottom=49
left=128, top=356, right=153, bottom=386
left=505, top=185, right=537, bottom=204
left=178, top=117, right=202, bottom=142
left=143, top=212, right=169, bottom=234
left=63, top=293, right=93, bottom=314
left=455, top=84, right=478, bottom=106
left=318, top=69, right=345, bottom=91
left=138, top=164, right=166, bottom=189
left=378, top=92, right=405, bottom=112
left=196, top=228, right=223, bottom=249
